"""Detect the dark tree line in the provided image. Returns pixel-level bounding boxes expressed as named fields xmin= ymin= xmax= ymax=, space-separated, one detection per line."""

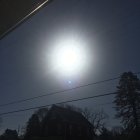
xmin=0 ymin=129 xmax=18 ymax=140
xmin=0 ymin=71 xmax=140 ymax=140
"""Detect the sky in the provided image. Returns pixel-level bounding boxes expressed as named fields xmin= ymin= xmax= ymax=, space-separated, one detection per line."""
xmin=0 ymin=0 xmax=140 ymax=134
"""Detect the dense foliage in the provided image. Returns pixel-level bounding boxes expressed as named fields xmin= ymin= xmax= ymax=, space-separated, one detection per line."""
xmin=114 ymin=72 xmax=140 ymax=136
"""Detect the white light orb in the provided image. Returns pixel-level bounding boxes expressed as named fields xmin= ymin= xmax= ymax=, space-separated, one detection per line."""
xmin=51 ymin=39 xmax=87 ymax=76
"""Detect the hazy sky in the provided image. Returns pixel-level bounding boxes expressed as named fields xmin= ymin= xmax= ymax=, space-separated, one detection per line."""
xmin=0 ymin=0 xmax=140 ymax=133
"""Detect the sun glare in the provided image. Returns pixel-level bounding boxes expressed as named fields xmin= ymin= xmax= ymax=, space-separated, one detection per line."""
xmin=51 ymin=39 xmax=87 ymax=76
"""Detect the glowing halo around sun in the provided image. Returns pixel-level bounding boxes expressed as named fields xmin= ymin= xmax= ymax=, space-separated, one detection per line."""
xmin=50 ymin=38 xmax=88 ymax=76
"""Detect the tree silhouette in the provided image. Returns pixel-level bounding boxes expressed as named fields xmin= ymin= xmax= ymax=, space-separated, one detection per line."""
xmin=24 ymin=114 xmax=40 ymax=139
xmin=0 ymin=129 xmax=18 ymax=140
xmin=99 ymin=127 xmax=112 ymax=140
xmin=82 ymin=108 xmax=108 ymax=134
xmin=114 ymin=72 xmax=140 ymax=136
xmin=35 ymin=107 xmax=48 ymax=122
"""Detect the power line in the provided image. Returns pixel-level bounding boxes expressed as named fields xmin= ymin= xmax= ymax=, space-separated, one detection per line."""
xmin=0 ymin=72 xmax=140 ymax=108
xmin=0 ymin=76 xmax=120 ymax=108
xmin=0 ymin=91 xmax=116 ymax=116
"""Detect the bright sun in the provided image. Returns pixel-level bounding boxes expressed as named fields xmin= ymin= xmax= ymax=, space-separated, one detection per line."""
xmin=51 ymin=39 xmax=87 ymax=76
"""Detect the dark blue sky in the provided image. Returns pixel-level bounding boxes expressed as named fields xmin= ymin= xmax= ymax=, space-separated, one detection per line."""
xmin=0 ymin=0 xmax=140 ymax=133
